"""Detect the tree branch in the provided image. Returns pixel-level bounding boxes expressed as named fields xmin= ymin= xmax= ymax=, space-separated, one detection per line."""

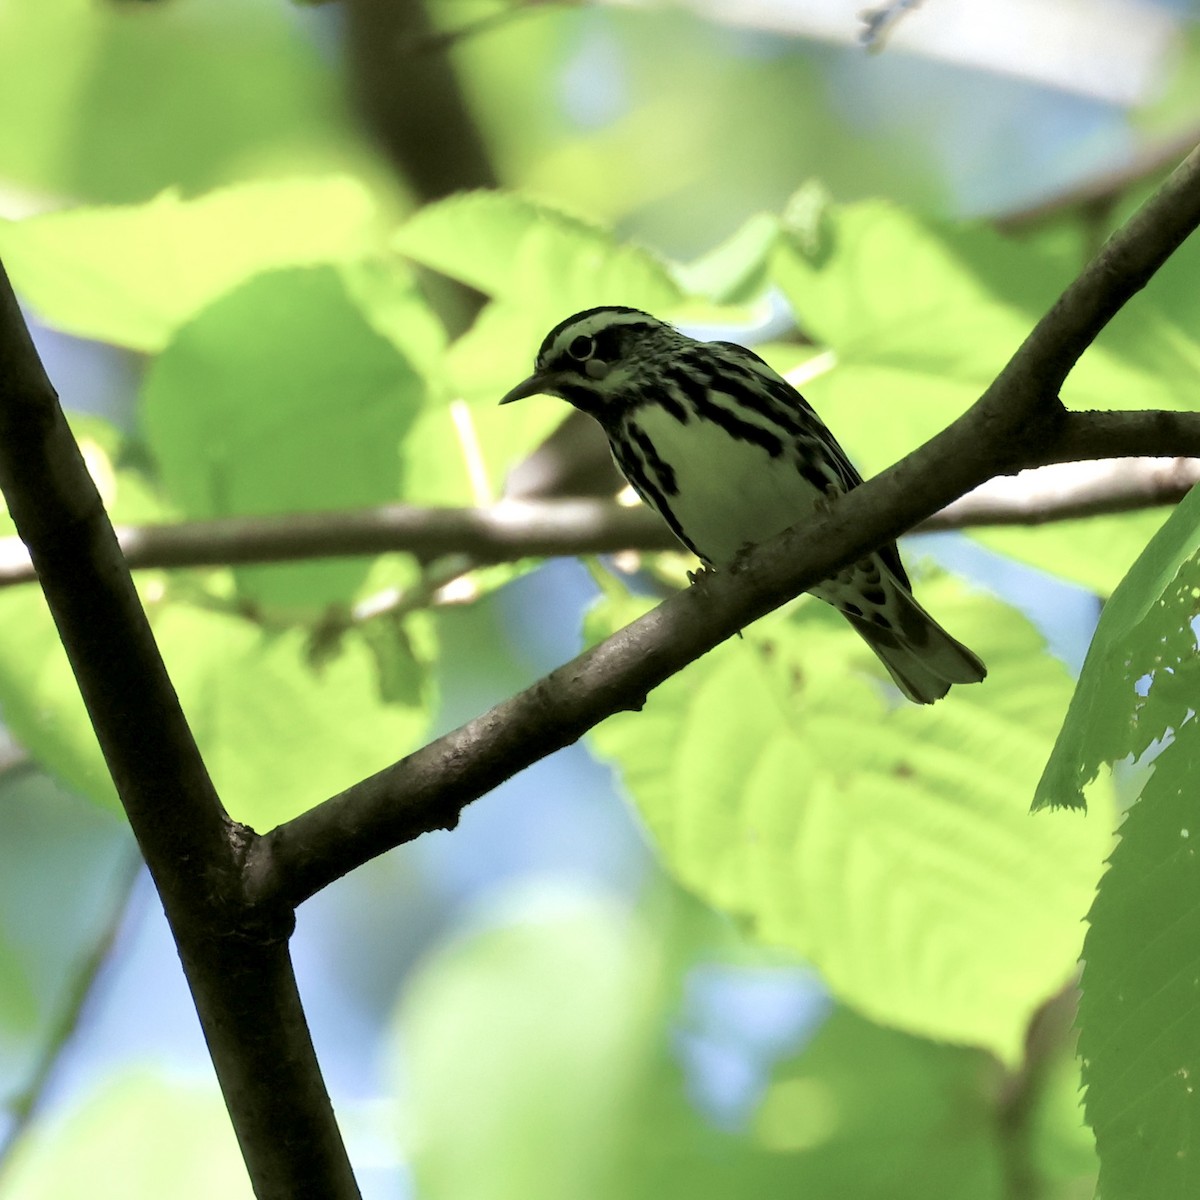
xmin=0 ymin=265 xmax=360 ymax=1200
xmin=246 ymin=146 xmax=1200 ymax=908
xmin=930 ymin=455 xmax=1200 ymax=529
xmin=0 ymin=450 xmax=1192 ymax=591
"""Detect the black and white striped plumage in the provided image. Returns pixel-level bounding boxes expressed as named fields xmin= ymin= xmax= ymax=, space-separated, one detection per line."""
xmin=501 ymin=306 xmax=985 ymax=703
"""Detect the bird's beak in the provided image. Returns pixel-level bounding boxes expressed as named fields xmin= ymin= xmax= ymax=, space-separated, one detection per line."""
xmin=499 ymin=372 xmax=556 ymax=405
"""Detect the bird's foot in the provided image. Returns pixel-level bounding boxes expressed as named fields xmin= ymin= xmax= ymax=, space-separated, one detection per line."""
xmin=814 ymin=484 xmax=843 ymax=517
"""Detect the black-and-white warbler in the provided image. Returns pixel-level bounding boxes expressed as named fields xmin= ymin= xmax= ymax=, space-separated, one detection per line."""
xmin=501 ymin=306 xmax=986 ymax=703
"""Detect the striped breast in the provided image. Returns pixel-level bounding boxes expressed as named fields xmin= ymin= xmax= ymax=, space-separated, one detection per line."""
xmin=609 ymin=387 xmax=834 ymax=568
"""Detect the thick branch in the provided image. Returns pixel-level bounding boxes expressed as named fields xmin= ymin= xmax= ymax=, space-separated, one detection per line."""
xmin=247 ymin=147 xmax=1200 ymax=908
xmin=0 ymin=266 xmax=359 ymax=1200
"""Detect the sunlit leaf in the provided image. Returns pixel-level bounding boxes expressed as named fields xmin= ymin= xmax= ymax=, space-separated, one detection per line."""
xmin=0 ymin=0 xmax=362 ymax=205
xmin=674 ymin=212 xmax=780 ymax=303
xmin=393 ymin=189 xmax=682 ymax=315
xmin=1078 ymin=729 xmax=1200 ymax=1200
xmin=141 ymin=266 xmax=423 ymax=612
xmin=587 ymin=579 xmax=1110 ymax=1061
xmin=0 ymin=178 xmax=384 ymax=352
xmin=1034 ymin=483 xmax=1200 ymax=811
xmin=154 ymin=605 xmax=432 ymax=830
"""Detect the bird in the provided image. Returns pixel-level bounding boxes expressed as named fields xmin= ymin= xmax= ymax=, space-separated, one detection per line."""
xmin=500 ymin=306 xmax=986 ymax=703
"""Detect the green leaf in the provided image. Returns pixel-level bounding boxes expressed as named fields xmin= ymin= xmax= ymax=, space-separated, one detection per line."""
xmin=1034 ymin=483 xmax=1200 ymax=811
xmin=587 ymin=580 xmax=1110 ymax=1061
xmin=392 ymin=190 xmax=683 ymax=314
xmin=141 ymin=266 xmax=424 ymax=612
xmin=0 ymin=0 xmax=363 ymax=205
xmin=974 ymin=511 xmax=1172 ymax=597
xmin=772 ymin=201 xmax=1067 ymax=396
xmin=0 ymin=585 xmax=432 ymax=828
xmin=155 ymin=605 xmax=432 ymax=830
xmin=0 ymin=406 xmax=432 ymax=823
xmin=0 ymin=580 xmax=118 ymax=811
xmin=769 ymin=200 xmax=1200 ymax=596
xmin=0 ymin=178 xmax=384 ymax=352
xmin=0 ymin=417 xmax=171 ymax=812
xmin=1078 ymin=729 xmax=1200 ymax=1200
xmin=395 ymin=192 xmax=684 ymax=476
xmin=674 ymin=212 xmax=780 ymax=303
xmin=1 ymin=1073 xmax=253 ymax=1200
xmin=772 ymin=199 xmax=1200 ymax=422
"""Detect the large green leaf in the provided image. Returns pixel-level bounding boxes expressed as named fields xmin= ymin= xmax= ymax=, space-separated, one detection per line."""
xmin=1034 ymin=483 xmax=1200 ymax=811
xmin=0 ymin=581 xmax=118 ymax=812
xmin=394 ymin=189 xmax=683 ymax=414
xmin=152 ymin=606 xmax=432 ymax=830
xmin=394 ymin=192 xmax=685 ymax=469
xmin=0 ymin=178 xmax=384 ymax=353
xmin=673 ymin=212 xmax=781 ymax=303
xmin=393 ymin=190 xmax=682 ymax=314
xmin=0 ymin=0 xmax=363 ymax=205
xmin=771 ymin=201 xmax=1068 ymax=426
xmin=0 ymin=418 xmax=162 ymax=812
xmin=773 ymin=199 xmax=1200 ymax=423
xmin=0 ymin=580 xmax=432 ymax=828
xmin=0 ymin=414 xmax=432 ymax=824
xmin=141 ymin=266 xmax=424 ymax=611
xmin=1078 ymin=729 xmax=1200 ymax=1200
xmin=587 ymin=580 xmax=1110 ymax=1061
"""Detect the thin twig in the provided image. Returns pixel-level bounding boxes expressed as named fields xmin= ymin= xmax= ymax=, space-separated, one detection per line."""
xmin=0 ymin=456 xmax=1193 ymax=590
xmin=859 ymin=0 xmax=924 ymax=51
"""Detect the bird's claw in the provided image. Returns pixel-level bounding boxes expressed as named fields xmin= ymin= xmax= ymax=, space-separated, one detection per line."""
xmin=814 ymin=484 xmax=842 ymax=517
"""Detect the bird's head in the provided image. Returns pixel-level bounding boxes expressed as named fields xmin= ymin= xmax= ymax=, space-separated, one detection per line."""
xmin=499 ymin=307 xmax=686 ymax=420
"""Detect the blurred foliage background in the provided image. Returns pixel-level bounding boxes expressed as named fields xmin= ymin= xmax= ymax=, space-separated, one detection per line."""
xmin=1 ymin=0 xmax=1200 ymax=1197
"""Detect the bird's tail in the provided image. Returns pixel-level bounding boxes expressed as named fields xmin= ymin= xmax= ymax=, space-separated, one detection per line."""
xmin=816 ymin=561 xmax=987 ymax=705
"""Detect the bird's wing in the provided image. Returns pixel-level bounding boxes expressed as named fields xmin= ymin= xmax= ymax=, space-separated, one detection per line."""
xmin=712 ymin=341 xmax=863 ymax=492
xmin=713 ymin=341 xmax=911 ymax=589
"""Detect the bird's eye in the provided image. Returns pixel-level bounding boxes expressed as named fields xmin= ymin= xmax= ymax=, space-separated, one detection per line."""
xmin=567 ymin=334 xmax=595 ymax=361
